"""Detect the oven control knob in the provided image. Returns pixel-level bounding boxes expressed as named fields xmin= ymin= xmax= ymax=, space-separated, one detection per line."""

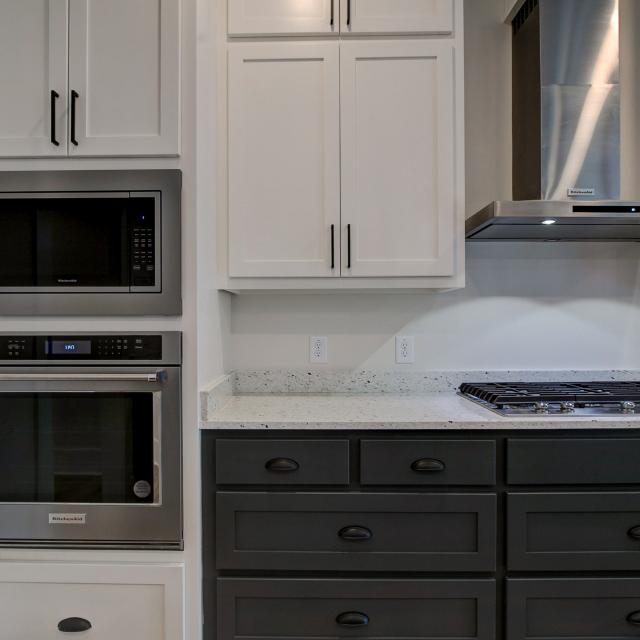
xmin=534 ymin=401 xmax=550 ymax=414
xmin=622 ymin=401 xmax=637 ymax=413
xmin=560 ymin=401 xmax=575 ymax=413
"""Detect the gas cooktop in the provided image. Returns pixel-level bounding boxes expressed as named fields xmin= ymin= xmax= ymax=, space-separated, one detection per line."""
xmin=458 ymin=382 xmax=640 ymax=416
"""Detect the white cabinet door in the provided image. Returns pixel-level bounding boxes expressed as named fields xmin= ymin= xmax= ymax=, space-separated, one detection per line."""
xmin=342 ymin=0 xmax=453 ymax=34
xmin=0 ymin=563 xmax=184 ymax=640
xmin=340 ymin=41 xmax=456 ymax=277
xmin=229 ymin=0 xmax=337 ymax=36
xmin=228 ymin=42 xmax=341 ymax=278
xmin=0 ymin=0 xmax=68 ymax=157
xmin=68 ymin=0 xmax=180 ymax=156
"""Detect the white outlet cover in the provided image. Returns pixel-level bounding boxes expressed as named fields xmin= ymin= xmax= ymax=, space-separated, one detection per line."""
xmin=310 ymin=336 xmax=328 ymax=363
xmin=395 ymin=336 xmax=415 ymax=364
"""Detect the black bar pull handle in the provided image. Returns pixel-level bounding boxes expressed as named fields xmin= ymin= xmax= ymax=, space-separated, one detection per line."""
xmin=627 ymin=611 xmax=640 ymax=626
xmin=338 ymin=525 xmax=372 ymax=541
xmin=330 ymin=0 xmax=334 ymax=27
xmin=330 ymin=224 xmax=335 ymax=269
xmin=411 ymin=458 xmax=446 ymax=473
xmin=70 ymin=90 xmax=79 ymax=146
xmin=50 ymin=90 xmax=60 ymax=146
xmin=337 ymin=611 xmax=369 ymax=627
xmin=347 ymin=0 xmax=351 ymax=27
xmin=347 ymin=224 xmax=351 ymax=269
xmin=58 ymin=617 xmax=92 ymax=633
xmin=265 ymin=457 xmax=299 ymax=473
xmin=628 ymin=526 xmax=640 ymax=540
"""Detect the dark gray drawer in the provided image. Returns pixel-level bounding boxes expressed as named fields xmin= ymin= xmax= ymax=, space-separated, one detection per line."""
xmin=507 ymin=578 xmax=640 ymax=640
xmin=219 ymin=578 xmax=496 ymax=640
xmin=215 ymin=439 xmax=349 ymax=485
xmin=508 ymin=492 xmax=640 ymax=571
xmin=216 ymin=492 xmax=497 ymax=572
xmin=360 ymin=440 xmax=496 ymax=485
xmin=507 ymin=438 xmax=640 ymax=485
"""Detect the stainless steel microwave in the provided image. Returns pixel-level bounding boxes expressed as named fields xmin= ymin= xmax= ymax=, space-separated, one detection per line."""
xmin=0 ymin=170 xmax=181 ymax=315
xmin=0 ymin=332 xmax=182 ymax=549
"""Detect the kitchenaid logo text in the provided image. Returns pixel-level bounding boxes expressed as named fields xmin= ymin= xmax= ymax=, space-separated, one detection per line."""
xmin=49 ymin=513 xmax=87 ymax=525
xmin=568 ymin=187 xmax=595 ymax=197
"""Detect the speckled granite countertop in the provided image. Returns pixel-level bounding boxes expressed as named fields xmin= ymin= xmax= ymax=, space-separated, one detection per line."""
xmin=201 ymin=370 xmax=640 ymax=431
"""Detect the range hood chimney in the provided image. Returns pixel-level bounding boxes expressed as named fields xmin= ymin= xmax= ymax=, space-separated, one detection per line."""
xmin=466 ymin=0 xmax=640 ymax=241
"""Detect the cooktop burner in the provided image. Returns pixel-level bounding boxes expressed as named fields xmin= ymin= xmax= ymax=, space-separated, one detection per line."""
xmin=458 ymin=382 xmax=640 ymax=416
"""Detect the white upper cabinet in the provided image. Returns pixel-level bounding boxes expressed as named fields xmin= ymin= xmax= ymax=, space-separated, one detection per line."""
xmin=0 ymin=0 xmax=68 ymax=157
xmin=340 ymin=40 xmax=455 ymax=277
xmin=229 ymin=0 xmax=337 ymax=36
xmin=228 ymin=42 xmax=341 ymax=277
xmin=342 ymin=0 xmax=454 ymax=35
xmin=68 ymin=0 xmax=180 ymax=156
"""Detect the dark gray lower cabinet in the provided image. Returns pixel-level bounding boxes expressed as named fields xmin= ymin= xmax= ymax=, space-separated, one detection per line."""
xmin=508 ymin=492 xmax=640 ymax=571
xmin=219 ymin=578 xmax=496 ymax=640
xmin=507 ymin=579 xmax=640 ymax=640
xmin=216 ymin=492 xmax=497 ymax=572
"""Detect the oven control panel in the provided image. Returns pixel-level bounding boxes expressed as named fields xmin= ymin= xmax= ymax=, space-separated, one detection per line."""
xmin=0 ymin=335 xmax=163 ymax=360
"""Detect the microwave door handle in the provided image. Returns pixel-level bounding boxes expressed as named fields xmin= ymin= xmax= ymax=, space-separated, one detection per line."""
xmin=0 ymin=371 xmax=164 ymax=382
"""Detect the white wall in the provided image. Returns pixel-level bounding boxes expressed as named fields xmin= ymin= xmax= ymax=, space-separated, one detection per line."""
xmin=228 ymin=0 xmax=640 ymax=374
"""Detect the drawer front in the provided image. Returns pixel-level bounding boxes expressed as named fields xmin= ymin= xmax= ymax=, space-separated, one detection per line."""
xmin=216 ymin=492 xmax=497 ymax=572
xmin=507 ymin=578 xmax=640 ymax=640
xmin=0 ymin=563 xmax=183 ymax=640
xmin=219 ymin=578 xmax=496 ymax=640
xmin=508 ymin=492 xmax=640 ymax=571
xmin=361 ymin=440 xmax=496 ymax=485
xmin=215 ymin=439 xmax=349 ymax=485
xmin=507 ymin=438 xmax=640 ymax=485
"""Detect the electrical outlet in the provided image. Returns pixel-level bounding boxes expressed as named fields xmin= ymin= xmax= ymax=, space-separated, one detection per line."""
xmin=395 ymin=336 xmax=415 ymax=364
xmin=310 ymin=336 xmax=328 ymax=363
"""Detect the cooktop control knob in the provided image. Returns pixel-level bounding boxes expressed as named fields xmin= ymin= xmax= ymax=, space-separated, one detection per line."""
xmin=560 ymin=401 xmax=575 ymax=413
xmin=622 ymin=401 xmax=637 ymax=413
xmin=534 ymin=401 xmax=550 ymax=414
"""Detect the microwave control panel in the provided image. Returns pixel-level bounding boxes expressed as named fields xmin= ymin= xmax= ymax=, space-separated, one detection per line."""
xmin=130 ymin=208 xmax=156 ymax=287
xmin=0 ymin=335 xmax=163 ymax=360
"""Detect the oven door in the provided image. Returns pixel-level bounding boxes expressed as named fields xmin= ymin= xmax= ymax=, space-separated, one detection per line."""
xmin=0 ymin=366 xmax=181 ymax=548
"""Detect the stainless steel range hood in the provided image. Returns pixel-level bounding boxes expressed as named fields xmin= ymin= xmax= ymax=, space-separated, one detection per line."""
xmin=466 ymin=0 xmax=640 ymax=241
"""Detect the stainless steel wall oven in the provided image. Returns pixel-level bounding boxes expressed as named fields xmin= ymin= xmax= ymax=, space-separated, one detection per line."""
xmin=0 ymin=332 xmax=182 ymax=549
xmin=0 ymin=170 xmax=181 ymax=315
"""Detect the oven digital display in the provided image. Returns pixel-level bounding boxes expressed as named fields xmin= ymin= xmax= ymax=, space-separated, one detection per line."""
xmin=50 ymin=340 xmax=92 ymax=355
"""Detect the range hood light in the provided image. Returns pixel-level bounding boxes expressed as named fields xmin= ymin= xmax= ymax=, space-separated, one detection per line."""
xmin=541 ymin=219 xmax=557 ymax=225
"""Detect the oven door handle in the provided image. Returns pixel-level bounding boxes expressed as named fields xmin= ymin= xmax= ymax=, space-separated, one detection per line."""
xmin=0 ymin=371 xmax=165 ymax=382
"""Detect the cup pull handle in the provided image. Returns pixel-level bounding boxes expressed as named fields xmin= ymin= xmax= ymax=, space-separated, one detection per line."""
xmin=58 ymin=617 xmax=92 ymax=633
xmin=265 ymin=457 xmax=299 ymax=473
xmin=338 ymin=525 xmax=372 ymax=541
xmin=336 ymin=611 xmax=369 ymax=627
xmin=411 ymin=458 xmax=446 ymax=473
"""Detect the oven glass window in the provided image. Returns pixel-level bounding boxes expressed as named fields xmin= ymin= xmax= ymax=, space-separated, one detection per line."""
xmin=0 ymin=393 xmax=155 ymax=503
xmin=0 ymin=198 xmax=130 ymax=288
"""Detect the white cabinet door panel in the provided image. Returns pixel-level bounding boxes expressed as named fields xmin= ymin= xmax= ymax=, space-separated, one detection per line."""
xmin=0 ymin=563 xmax=183 ymax=640
xmin=0 ymin=0 xmax=68 ymax=157
xmin=229 ymin=0 xmax=337 ymax=36
xmin=343 ymin=0 xmax=453 ymax=34
xmin=68 ymin=0 xmax=180 ymax=156
xmin=340 ymin=41 xmax=456 ymax=277
xmin=228 ymin=42 xmax=340 ymax=278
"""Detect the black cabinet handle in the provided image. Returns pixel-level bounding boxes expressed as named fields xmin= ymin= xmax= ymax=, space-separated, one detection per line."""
xmin=347 ymin=0 xmax=351 ymax=27
xmin=347 ymin=224 xmax=351 ymax=269
xmin=330 ymin=0 xmax=334 ymax=27
xmin=265 ymin=457 xmax=299 ymax=473
xmin=627 ymin=611 xmax=640 ymax=626
xmin=411 ymin=458 xmax=446 ymax=473
xmin=337 ymin=611 xmax=369 ymax=627
xmin=330 ymin=224 xmax=335 ymax=269
xmin=628 ymin=526 xmax=640 ymax=540
xmin=338 ymin=525 xmax=372 ymax=541
xmin=50 ymin=90 xmax=60 ymax=146
xmin=58 ymin=617 xmax=92 ymax=633
xmin=70 ymin=90 xmax=79 ymax=146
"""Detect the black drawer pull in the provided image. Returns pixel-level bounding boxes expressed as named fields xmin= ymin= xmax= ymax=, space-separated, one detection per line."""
xmin=265 ymin=457 xmax=299 ymax=473
xmin=336 ymin=611 xmax=369 ymax=627
xmin=338 ymin=525 xmax=372 ymax=541
xmin=627 ymin=611 xmax=640 ymax=626
xmin=58 ymin=617 xmax=92 ymax=633
xmin=628 ymin=526 xmax=640 ymax=540
xmin=411 ymin=458 xmax=446 ymax=473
